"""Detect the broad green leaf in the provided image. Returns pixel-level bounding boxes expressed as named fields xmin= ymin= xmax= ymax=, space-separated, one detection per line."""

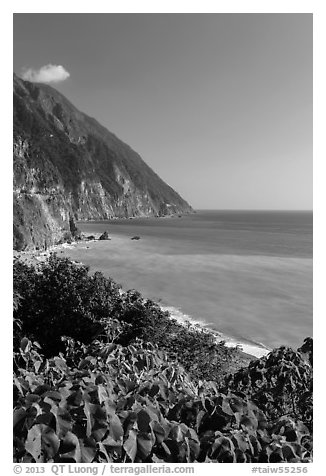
xmin=222 ymin=398 xmax=234 ymax=416
xmin=50 ymin=406 xmax=73 ymax=438
xmin=97 ymin=442 xmax=113 ymax=462
xmin=240 ymin=415 xmax=258 ymax=431
xmin=161 ymin=441 xmax=171 ymax=456
xmin=148 ymin=384 xmax=160 ymax=397
xmin=84 ymin=402 xmax=107 ymax=437
xmin=196 ymin=410 xmax=206 ymax=431
xmin=150 ymin=421 xmax=166 ymax=444
xmin=137 ymin=409 xmax=151 ymax=433
xmin=231 ymin=432 xmax=248 ymax=452
xmin=102 ymin=435 xmax=123 ymax=448
xmin=25 ymin=394 xmax=41 ymax=405
xmin=13 ymin=408 xmax=27 ymax=429
xmin=109 ymin=414 xmax=124 ymax=441
xmin=97 ymin=384 xmax=109 ymax=404
xmin=14 ymin=377 xmax=30 ymax=395
xmin=92 ymin=419 xmax=108 ymax=442
xmin=159 ymin=383 xmax=168 ymax=400
xmin=188 ymin=428 xmax=200 ymax=443
xmin=186 ymin=436 xmax=200 ymax=462
xmin=20 ymin=337 xmax=30 ymax=352
xmin=25 ymin=424 xmax=60 ymax=462
xmin=152 ymin=454 xmax=165 ymax=463
xmin=66 ymin=389 xmax=83 ymax=406
xmin=43 ymin=391 xmax=62 ymax=403
xmin=229 ymin=397 xmax=244 ymax=413
xmin=137 ymin=434 xmax=154 ymax=459
xmin=35 ymin=412 xmax=56 ymax=429
xmin=123 ymin=429 xmax=138 ymax=462
xmin=60 ymin=431 xmax=81 ymax=463
xmin=282 ymin=444 xmax=299 ymax=461
xmin=79 ymin=437 xmax=97 ymax=463
xmin=169 ymin=425 xmax=184 ymax=442
xmin=209 ymin=436 xmax=234 ymax=459
xmin=54 ymin=357 xmax=68 ymax=372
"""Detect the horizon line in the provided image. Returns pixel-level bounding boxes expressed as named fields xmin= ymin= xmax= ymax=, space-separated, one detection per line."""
xmin=194 ymin=208 xmax=313 ymax=212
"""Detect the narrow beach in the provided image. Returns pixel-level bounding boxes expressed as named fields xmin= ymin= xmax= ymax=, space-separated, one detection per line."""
xmin=15 ymin=234 xmax=274 ymax=359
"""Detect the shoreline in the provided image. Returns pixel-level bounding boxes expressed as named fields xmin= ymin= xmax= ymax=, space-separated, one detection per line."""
xmin=14 ymin=235 xmax=271 ymax=359
xmin=160 ymin=305 xmax=270 ymax=359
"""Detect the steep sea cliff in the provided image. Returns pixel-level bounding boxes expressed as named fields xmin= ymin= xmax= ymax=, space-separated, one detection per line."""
xmin=13 ymin=74 xmax=192 ymax=251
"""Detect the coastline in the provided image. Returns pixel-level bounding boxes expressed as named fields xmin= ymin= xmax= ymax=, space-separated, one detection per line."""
xmin=14 ymin=235 xmax=271 ymax=359
xmin=160 ymin=305 xmax=270 ymax=359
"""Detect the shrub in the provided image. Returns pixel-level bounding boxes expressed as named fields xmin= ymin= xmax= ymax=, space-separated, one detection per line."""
xmin=223 ymin=344 xmax=313 ymax=432
xmin=14 ymin=255 xmax=243 ymax=383
xmin=13 ymin=256 xmax=313 ymax=463
xmin=13 ymin=337 xmax=312 ymax=463
xmin=13 ymin=253 xmax=313 ymax=462
xmin=13 ymin=254 xmax=121 ymax=356
xmin=111 ymin=290 xmax=244 ymax=384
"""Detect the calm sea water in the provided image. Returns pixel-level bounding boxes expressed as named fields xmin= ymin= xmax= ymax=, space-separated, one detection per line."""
xmin=64 ymin=210 xmax=312 ymax=352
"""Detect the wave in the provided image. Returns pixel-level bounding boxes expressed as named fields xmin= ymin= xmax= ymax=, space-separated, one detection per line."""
xmin=48 ymin=240 xmax=273 ymax=359
xmin=161 ymin=305 xmax=271 ymax=359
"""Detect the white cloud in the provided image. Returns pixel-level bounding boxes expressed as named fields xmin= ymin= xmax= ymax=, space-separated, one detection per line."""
xmin=21 ymin=64 xmax=70 ymax=83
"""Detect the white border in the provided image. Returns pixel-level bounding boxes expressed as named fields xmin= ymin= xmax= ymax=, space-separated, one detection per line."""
xmin=3 ymin=2 xmax=324 ymax=473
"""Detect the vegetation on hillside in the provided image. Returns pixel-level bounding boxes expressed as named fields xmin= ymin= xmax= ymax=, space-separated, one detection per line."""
xmin=13 ymin=254 xmax=241 ymax=380
xmin=13 ymin=74 xmax=192 ymax=251
xmin=13 ymin=255 xmax=313 ymax=463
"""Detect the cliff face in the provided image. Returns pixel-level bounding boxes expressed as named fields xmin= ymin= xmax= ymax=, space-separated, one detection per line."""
xmin=13 ymin=74 xmax=192 ymax=250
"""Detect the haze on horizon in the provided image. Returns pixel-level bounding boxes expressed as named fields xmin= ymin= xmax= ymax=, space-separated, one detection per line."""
xmin=13 ymin=13 xmax=312 ymax=211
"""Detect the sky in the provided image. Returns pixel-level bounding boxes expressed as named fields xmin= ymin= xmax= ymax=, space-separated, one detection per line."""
xmin=13 ymin=13 xmax=312 ymax=210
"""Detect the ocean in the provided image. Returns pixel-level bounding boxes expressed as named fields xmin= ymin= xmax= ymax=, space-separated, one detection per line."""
xmin=62 ymin=210 xmax=313 ymax=355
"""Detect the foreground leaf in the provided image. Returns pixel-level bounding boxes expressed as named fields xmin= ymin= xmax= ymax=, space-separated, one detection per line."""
xmin=25 ymin=424 xmax=60 ymax=462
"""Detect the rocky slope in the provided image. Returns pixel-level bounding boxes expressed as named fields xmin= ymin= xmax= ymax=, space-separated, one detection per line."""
xmin=13 ymin=74 xmax=192 ymax=250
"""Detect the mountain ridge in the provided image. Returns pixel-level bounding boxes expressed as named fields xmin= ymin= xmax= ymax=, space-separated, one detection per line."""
xmin=13 ymin=74 xmax=192 ymax=250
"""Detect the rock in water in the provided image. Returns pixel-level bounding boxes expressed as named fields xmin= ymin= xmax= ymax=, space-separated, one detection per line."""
xmin=13 ymin=73 xmax=193 ymax=251
xmin=98 ymin=231 xmax=111 ymax=241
